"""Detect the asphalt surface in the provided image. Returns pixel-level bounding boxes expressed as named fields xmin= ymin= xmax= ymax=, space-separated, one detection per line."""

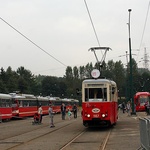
xmin=107 ymin=110 xmax=146 ymax=150
xmin=0 ymin=110 xmax=147 ymax=150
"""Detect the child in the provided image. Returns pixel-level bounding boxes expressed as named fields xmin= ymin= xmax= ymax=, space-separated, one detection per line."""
xmin=32 ymin=113 xmax=39 ymax=125
xmin=67 ymin=109 xmax=72 ymax=120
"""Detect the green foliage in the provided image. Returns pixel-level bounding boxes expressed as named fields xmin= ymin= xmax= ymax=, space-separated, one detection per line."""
xmin=0 ymin=57 xmax=150 ymax=103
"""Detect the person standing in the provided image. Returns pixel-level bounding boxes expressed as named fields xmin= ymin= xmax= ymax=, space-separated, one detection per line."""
xmin=126 ymin=101 xmax=131 ymax=116
xmin=122 ymin=102 xmax=126 ymax=113
xmin=73 ymin=104 xmax=77 ymax=118
xmin=67 ymin=108 xmax=72 ymax=120
xmin=61 ymin=103 xmax=66 ymax=120
xmin=38 ymin=104 xmax=43 ymax=123
xmin=48 ymin=104 xmax=55 ymax=128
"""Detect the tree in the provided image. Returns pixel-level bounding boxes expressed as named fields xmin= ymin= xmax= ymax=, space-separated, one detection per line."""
xmin=41 ymin=76 xmax=66 ymax=97
xmin=104 ymin=60 xmax=115 ymax=80
xmin=114 ymin=61 xmax=125 ymax=97
xmin=16 ymin=66 xmax=35 ymax=93
xmin=5 ymin=66 xmax=18 ymax=93
xmin=0 ymin=67 xmax=8 ymax=93
xmin=73 ymin=66 xmax=79 ymax=79
xmin=64 ymin=66 xmax=73 ymax=80
xmin=79 ymin=66 xmax=85 ymax=80
xmin=84 ymin=63 xmax=93 ymax=78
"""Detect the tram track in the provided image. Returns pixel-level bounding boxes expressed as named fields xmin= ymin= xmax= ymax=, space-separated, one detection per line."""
xmin=1 ymin=118 xmax=113 ymax=150
xmin=0 ymin=118 xmax=61 ymax=141
xmin=3 ymin=120 xmax=76 ymax=150
xmin=2 ymin=111 xmax=143 ymax=150
xmin=59 ymin=126 xmax=112 ymax=150
xmin=59 ymin=129 xmax=86 ymax=150
xmin=100 ymin=128 xmax=112 ymax=150
xmin=0 ymin=113 xmax=81 ymax=140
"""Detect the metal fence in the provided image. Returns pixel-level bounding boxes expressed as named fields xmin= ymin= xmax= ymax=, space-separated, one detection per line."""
xmin=139 ymin=117 xmax=150 ymax=150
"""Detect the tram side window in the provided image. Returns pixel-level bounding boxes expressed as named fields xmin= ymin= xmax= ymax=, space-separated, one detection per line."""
xmin=23 ymin=100 xmax=29 ymax=107
xmin=0 ymin=99 xmax=11 ymax=107
xmin=0 ymin=99 xmax=6 ymax=107
xmin=30 ymin=100 xmax=36 ymax=106
xmin=111 ymin=87 xmax=116 ymax=102
xmin=42 ymin=101 xmax=49 ymax=106
xmin=55 ymin=101 xmax=61 ymax=106
xmin=19 ymin=101 xmax=23 ymax=107
xmin=6 ymin=99 xmax=12 ymax=107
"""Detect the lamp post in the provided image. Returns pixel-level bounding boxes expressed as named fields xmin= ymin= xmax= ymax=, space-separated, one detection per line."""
xmin=127 ymin=9 xmax=136 ymax=115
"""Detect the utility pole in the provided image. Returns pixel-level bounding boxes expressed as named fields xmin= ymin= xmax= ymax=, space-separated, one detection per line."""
xmin=127 ymin=9 xmax=136 ymax=115
xmin=143 ymin=47 xmax=149 ymax=70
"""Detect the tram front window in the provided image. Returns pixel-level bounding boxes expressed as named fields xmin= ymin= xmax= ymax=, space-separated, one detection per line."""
xmin=139 ymin=96 xmax=149 ymax=106
xmin=85 ymin=88 xmax=107 ymax=102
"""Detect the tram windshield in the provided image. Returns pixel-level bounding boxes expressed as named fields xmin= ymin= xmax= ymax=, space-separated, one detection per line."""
xmin=138 ymin=96 xmax=150 ymax=106
xmin=85 ymin=88 xmax=107 ymax=102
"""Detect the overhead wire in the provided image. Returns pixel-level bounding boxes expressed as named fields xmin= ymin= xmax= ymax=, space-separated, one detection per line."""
xmin=83 ymin=0 xmax=103 ymax=57
xmin=136 ymin=1 xmax=150 ymax=62
xmin=0 ymin=17 xmax=67 ymax=67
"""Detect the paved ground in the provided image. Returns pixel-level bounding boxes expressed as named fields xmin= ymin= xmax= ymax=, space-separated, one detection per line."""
xmin=0 ymin=110 xmax=148 ymax=150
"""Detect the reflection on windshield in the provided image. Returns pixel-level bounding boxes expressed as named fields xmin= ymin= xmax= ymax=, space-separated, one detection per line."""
xmin=85 ymin=88 xmax=107 ymax=102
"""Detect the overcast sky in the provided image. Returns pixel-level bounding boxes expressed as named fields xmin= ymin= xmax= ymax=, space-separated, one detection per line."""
xmin=0 ymin=0 xmax=150 ymax=77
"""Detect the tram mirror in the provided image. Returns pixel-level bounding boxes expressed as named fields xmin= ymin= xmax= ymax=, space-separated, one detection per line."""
xmin=112 ymin=87 xmax=115 ymax=94
xmin=76 ymin=88 xmax=80 ymax=95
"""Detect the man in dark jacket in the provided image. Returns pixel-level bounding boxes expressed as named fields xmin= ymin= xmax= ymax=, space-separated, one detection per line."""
xmin=73 ymin=104 xmax=77 ymax=118
xmin=122 ymin=102 xmax=126 ymax=113
xmin=61 ymin=103 xmax=66 ymax=120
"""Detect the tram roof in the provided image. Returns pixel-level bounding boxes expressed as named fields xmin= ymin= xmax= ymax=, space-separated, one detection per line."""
xmin=135 ymin=92 xmax=150 ymax=96
xmin=82 ymin=78 xmax=116 ymax=85
xmin=62 ymin=98 xmax=71 ymax=102
xmin=10 ymin=93 xmax=36 ymax=99
xmin=0 ymin=93 xmax=12 ymax=99
xmin=37 ymin=96 xmax=49 ymax=101
xmin=49 ymin=97 xmax=61 ymax=101
xmin=71 ymin=99 xmax=79 ymax=102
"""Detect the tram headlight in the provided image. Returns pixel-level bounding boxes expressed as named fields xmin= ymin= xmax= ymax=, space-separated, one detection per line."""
xmin=102 ymin=114 xmax=106 ymax=118
xmin=87 ymin=114 xmax=90 ymax=118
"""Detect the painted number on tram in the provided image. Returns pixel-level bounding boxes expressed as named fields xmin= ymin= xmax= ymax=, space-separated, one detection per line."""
xmin=93 ymin=114 xmax=99 ymax=118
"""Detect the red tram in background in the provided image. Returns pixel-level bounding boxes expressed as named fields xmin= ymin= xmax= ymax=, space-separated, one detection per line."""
xmin=0 ymin=93 xmax=12 ymax=120
xmin=81 ymin=69 xmax=118 ymax=127
xmin=11 ymin=93 xmax=50 ymax=118
xmin=10 ymin=93 xmax=79 ymax=119
xmin=0 ymin=92 xmax=79 ymax=120
xmin=134 ymin=92 xmax=150 ymax=112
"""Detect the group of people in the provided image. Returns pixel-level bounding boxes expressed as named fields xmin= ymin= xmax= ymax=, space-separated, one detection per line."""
xmin=121 ymin=101 xmax=132 ymax=116
xmin=61 ymin=103 xmax=78 ymax=120
xmin=36 ymin=103 xmax=78 ymax=128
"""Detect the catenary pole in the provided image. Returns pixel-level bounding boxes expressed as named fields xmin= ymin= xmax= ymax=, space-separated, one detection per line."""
xmin=128 ymin=9 xmax=136 ymax=115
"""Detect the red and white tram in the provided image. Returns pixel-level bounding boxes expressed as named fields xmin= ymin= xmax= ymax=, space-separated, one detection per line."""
xmin=11 ymin=93 xmax=50 ymax=118
xmin=81 ymin=71 xmax=118 ymax=127
xmin=0 ymin=93 xmax=12 ymax=120
xmin=134 ymin=92 xmax=150 ymax=112
xmin=10 ymin=93 xmax=79 ymax=118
